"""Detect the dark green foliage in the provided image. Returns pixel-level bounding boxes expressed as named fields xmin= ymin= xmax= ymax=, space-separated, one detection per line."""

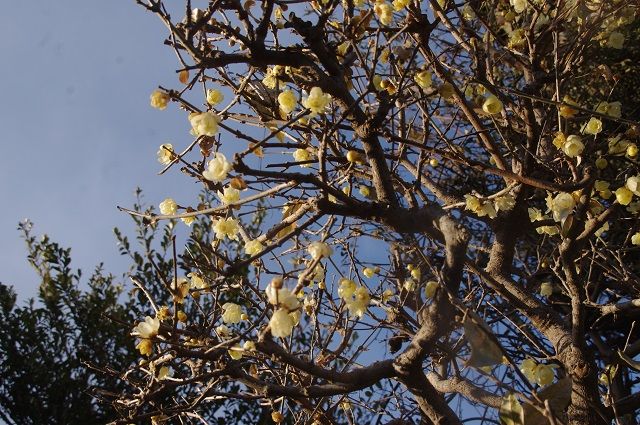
xmin=0 ymin=221 xmax=137 ymax=424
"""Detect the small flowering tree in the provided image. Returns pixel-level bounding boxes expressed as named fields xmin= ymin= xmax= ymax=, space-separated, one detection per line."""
xmin=116 ymin=1 xmax=640 ymax=424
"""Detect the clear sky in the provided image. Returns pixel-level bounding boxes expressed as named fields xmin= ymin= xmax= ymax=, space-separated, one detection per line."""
xmin=0 ymin=0 xmax=201 ymax=300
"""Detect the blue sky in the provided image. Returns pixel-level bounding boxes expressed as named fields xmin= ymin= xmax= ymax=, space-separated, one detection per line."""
xmin=0 ymin=0 xmax=201 ymax=300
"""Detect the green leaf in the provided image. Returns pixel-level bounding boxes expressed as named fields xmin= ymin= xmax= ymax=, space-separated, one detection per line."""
xmin=500 ymin=393 xmax=524 ymax=425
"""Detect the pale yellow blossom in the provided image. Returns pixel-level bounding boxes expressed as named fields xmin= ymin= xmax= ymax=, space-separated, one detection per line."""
xmin=150 ymin=90 xmax=170 ymax=110
xmin=189 ymin=111 xmax=220 ymax=137
xmin=157 ymin=143 xmax=174 ymax=165
xmin=217 ymin=186 xmax=241 ymax=205
xmin=206 ymin=88 xmax=224 ymax=105
xmin=270 ymin=308 xmax=295 ymax=337
xmin=245 ymin=239 xmax=264 ymax=256
xmin=159 ymin=198 xmax=178 ymax=215
xmin=203 ymin=153 xmax=232 ymax=182
xmin=302 ymin=87 xmax=331 ymax=115
xmin=278 ymin=90 xmax=297 ymax=114
xmin=212 ymin=217 xmax=240 ymax=240
xmin=221 ymin=303 xmax=243 ymax=324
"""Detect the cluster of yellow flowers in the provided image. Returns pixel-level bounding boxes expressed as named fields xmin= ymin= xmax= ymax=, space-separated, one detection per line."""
xmin=464 ymin=194 xmax=515 ymax=219
xmin=373 ymin=0 xmax=393 ymax=26
xmin=266 ymin=279 xmax=301 ymax=338
xmin=553 ymin=132 xmax=584 ymax=158
xmin=338 ymin=278 xmax=370 ymax=318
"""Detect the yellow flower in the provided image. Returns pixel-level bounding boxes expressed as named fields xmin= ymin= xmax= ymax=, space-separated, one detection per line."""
xmin=414 ymin=70 xmax=433 ymax=89
xmin=181 ymin=215 xmax=195 ymax=226
xmin=302 ymin=87 xmax=331 ymax=115
xmin=382 ymin=288 xmax=394 ymax=303
xmin=607 ymin=31 xmax=625 ymax=49
xmin=528 ymin=207 xmax=543 ymax=222
xmin=266 ymin=284 xmax=300 ymax=310
xmin=550 ymin=192 xmax=575 ymax=221
xmin=359 ymin=185 xmax=372 ymax=198
xmin=157 ymin=144 xmax=174 ymax=165
xmin=157 ymin=366 xmax=173 ymax=380
xmin=494 ymin=195 xmax=516 ymax=212
xmin=552 ymin=132 xmax=566 ymax=149
xmin=174 ymin=277 xmax=191 ymax=302
xmin=403 ymin=278 xmax=417 ymax=292
xmin=307 ymin=241 xmax=333 ymax=260
xmin=465 ymin=194 xmax=482 ymax=212
xmin=374 ymin=0 xmax=393 ymax=25
xmin=206 ymin=88 xmax=224 ymax=105
xmin=559 ymin=96 xmax=578 ymax=118
xmin=363 ymin=267 xmax=376 ymax=278
xmin=615 ymin=187 xmax=633 ymax=205
xmin=627 ymin=144 xmax=638 ymax=157
xmin=425 ymin=280 xmax=439 ymax=298
xmin=482 ymin=95 xmax=503 ymax=115
xmin=626 ymin=176 xmax=640 ymax=195
xmin=212 ymin=217 xmax=240 ymax=240
xmin=159 ymin=198 xmax=178 ymax=215
xmin=392 ymin=0 xmax=409 ymax=10
xmin=293 ymin=148 xmax=313 ymax=167
xmin=132 ymin=316 xmax=160 ymax=338
xmin=177 ymin=310 xmax=187 ymax=322
xmin=520 ymin=358 xmax=537 ymax=381
xmin=150 ymin=90 xmax=170 ymax=110
xmin=156 ymin=306 xmax=171 ymax=321
xmin=217 ymin=186 xmax=241 ymax=205
xmin=346 ymin=286 xmax=370 ymax=317
xmin=595 ymin=101 xmax=621 ymax=119
xmin=337 ymin=41 xmax=349 ymax=56
xmin=429 ymin=158 xmax=439 ymax=167
xmin=221 ymin=302 xmax=243 ymax=324
xmin=202 ymin=153 xmax=232 ymax=182
xmin=410 ymin=267 xmax=421 ymax=280
xmin=462 ymin=4 xmax=476 ymax=20
xmin=270 ymin=308 xmax=296 ymax=337
xmin=562 ymin=135 xmax=584 ymax=158
xmin=539 ymin=282 xmax=553 ymax=297
xmin=216 ymin=324 xmax=231 ymax=339
xmin=595 ymin=157 xmax=608 ymax=169
xmin=582 ymin=117 xmax=602 ymax=135
xmin=510 ymin=0 xmax=527 ymax=13
xmin=631 ymin=232 xmax=640 ymax=245
xmin=228 ymin=345 xmax=243 ymax=360
xmin=136 ymin=339 xmax=153 ymax=356
xmin=338 ymin=278 xmax=357 ymax=300
xmin=278 ymin=89 xmax=297 ymax=114
xmin=189 ymin=111 xmax=220 ymax=137
xmin=244 ymin=239 xmax=264 ymax=256
xmin=243 ymin=340 xmax=256 ymax=351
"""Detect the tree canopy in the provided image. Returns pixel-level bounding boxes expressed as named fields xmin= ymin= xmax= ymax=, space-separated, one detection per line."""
xmin=9 ymin=0 xmax=640 ymax=424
